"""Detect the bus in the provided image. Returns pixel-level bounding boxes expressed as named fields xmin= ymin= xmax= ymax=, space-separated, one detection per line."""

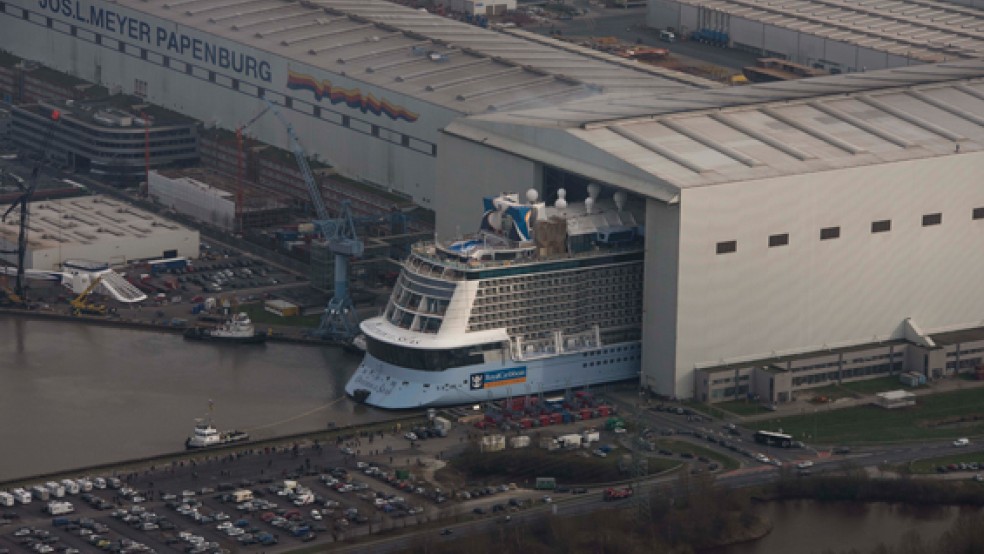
xmin=753 ymin=430 xmax=794 ymax=448
xmin=147 ymin=256 xmax=189 ymax=275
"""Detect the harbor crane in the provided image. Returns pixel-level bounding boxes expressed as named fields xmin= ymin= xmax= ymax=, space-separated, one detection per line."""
xmin=257 ymin=97 xmax=364 ymax=343
xmin=1 ymin=107 xmax=61 ymax=306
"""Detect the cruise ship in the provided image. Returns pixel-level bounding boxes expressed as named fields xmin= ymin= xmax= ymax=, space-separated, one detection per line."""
xmin=345 ymin=186 xmax=645 ymax=409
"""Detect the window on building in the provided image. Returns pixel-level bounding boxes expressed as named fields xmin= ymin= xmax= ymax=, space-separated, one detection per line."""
xmin=871 ymin=220 xmax=891 ymax=233
xmin=974 ymin=207 xmax=984 ymax=220
xmin=768 ymin=233 xmax=789 ymax=247
xmin=134 ymin=79 xmax=147 ymax=98
xmin=922 ymin=213 xmax=942 ymax=226
xmin=716 ymin=240 xmax=737 ymax=255
xmin=820 ymin=226 xmax=840 ymax=240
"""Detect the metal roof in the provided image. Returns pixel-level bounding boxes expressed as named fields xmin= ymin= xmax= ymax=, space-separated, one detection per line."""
xmin=668 ymin=0 xmax=984 ymax=63
xmin=447 ymin=60 xmax=984 ymax=197
xmin=129 ymin=0 xmax=715 ymax=114
xmin=0 ymin=195 xmax=191 ymax=249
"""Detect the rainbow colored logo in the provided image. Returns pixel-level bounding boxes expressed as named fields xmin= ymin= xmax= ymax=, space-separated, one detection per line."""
xmin=286 ymin=70 xmax=419 ymax=123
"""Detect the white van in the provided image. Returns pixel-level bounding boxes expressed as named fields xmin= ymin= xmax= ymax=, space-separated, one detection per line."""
xmin=92 ymin=477 xmax=107 ymax=489
xmin=0 ymin=492 xmax=14 ymax=507
xmin=954 ymin=437 xmax=970 ymax=447
xmin=659 ymin=30 xmax=677 ymax=43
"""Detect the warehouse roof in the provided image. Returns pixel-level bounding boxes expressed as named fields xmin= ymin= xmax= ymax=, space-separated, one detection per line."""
xmin=0 ymin=195 xmax=193 ymax=249
xmin=664 ymin=0 xmax=984 ymax=63
xmin=446 ymin=60 xmax=984 ymax=200
xmin=126 ymin=0 xmax=714 ymax=114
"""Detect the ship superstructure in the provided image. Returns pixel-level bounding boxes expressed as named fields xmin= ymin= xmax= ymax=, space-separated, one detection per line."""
xmin=345 ymin=186 xmax=645 ymax=408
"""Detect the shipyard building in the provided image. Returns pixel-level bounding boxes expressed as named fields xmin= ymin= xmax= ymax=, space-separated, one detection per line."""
xmin=647 ymin=0 xmax=984 ymax=73
xmin=3 ymin=0 xmax=984 ymax=404
xmin=0 ymin=0 xmax=712 ymax=210
xmin=0 ymin=194 xmax=199 ymax=271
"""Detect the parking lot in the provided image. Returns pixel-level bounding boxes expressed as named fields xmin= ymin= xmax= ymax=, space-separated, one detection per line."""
xmin=0 ymin=420 xmax=551 ymax=553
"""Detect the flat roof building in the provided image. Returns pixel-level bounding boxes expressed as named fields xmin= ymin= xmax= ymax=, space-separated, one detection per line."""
xmin=9 ymin=99 xmax=198 ymax=185
xmin=0 ymin=194 xmax=199 ymax=271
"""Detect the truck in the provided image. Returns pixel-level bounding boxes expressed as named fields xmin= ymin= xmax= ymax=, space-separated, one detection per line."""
xmin=535 ymin=477 xmax=556 ymax=491
xmin=11 ymin=488 xmax=31 ymax=504
xmin=603 ymin=487 xmax=633 ymax=501
xmin=433 ymin=416 xmax=451 ymax=437
xmin=61 ymin=479 xmax=80 ymax=495
xmin=46 ymin=481 xmax=66 ymax=498
xmin=558 ymin=434 xmax=582 ymax=448
xmin=45 ymin=501 xmax=74 ymax=515
xmin=0 ymin=492 xmax=14 ymax=507
xmin=232 ymin=489 xmax=254 ymax=503
xmin=32 ymin=485 xmax=50 ymax=501
xmin=582 ymin=429 xmax=601 ymax=444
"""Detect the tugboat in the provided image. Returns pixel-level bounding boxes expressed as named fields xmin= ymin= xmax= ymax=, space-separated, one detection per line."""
xmin=184 ymin=312 xmax=267 ymax=344
xmin=185 ymin=404 xmax=250 ymax=449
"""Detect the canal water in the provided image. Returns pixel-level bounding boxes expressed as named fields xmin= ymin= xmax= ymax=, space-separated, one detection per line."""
xmin=0 ymin=317 xmax=389 ymax=481
xmin=708 ymin=499 xmax=982 ymax=554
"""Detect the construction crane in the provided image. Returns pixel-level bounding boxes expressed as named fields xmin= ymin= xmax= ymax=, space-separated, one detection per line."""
xmin=258 ymin=97 xmax=364 ymax=343
xmin=1 ymin=107 xmax=62 ymax=306
xmin=234 ymin=104 xmax=272 ymax=233
xmin=70 ymin=275 xmax=107 ymax=316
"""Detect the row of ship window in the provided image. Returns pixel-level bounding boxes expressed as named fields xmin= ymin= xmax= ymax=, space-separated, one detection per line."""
xmin=476 ymin=270 xmax=640 ymax=296
xmin=583 ymin=355 xmax=640 ymax=368
xmin=471 ymin=298 xmax=637 ymax=318
xmin=716 ymin=210 xmax=984 ymax=254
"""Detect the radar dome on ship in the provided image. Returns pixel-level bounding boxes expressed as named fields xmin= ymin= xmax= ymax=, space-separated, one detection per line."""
xmin=526 ymin=189 xmax=539 ymax=203
xmin=613 ymin=191 xmax=627 ymax=212
xmin=555 ymin=188 xmax=567 ymax=209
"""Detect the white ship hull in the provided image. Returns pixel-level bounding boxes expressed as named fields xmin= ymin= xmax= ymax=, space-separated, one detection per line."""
xmin=345 ymin=341 xmax=641 ymax=409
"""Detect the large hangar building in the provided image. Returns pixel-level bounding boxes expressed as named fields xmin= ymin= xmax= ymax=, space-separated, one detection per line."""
xmin=439 ymin=60 xmax=984 ymax=402
xmin=0 ymin=0 xmax=711 ymax=209
xmin=648 ymin=0 xmax=984 ymax=73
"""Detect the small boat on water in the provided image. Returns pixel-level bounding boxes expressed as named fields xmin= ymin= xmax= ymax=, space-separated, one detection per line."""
xmin=185 ymin=417 xmax=250 ymax=449
xmin=183 ymin=312 xmax=267 ymax=344
xmin=342 ymin=334 xmax=367 ymax=355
